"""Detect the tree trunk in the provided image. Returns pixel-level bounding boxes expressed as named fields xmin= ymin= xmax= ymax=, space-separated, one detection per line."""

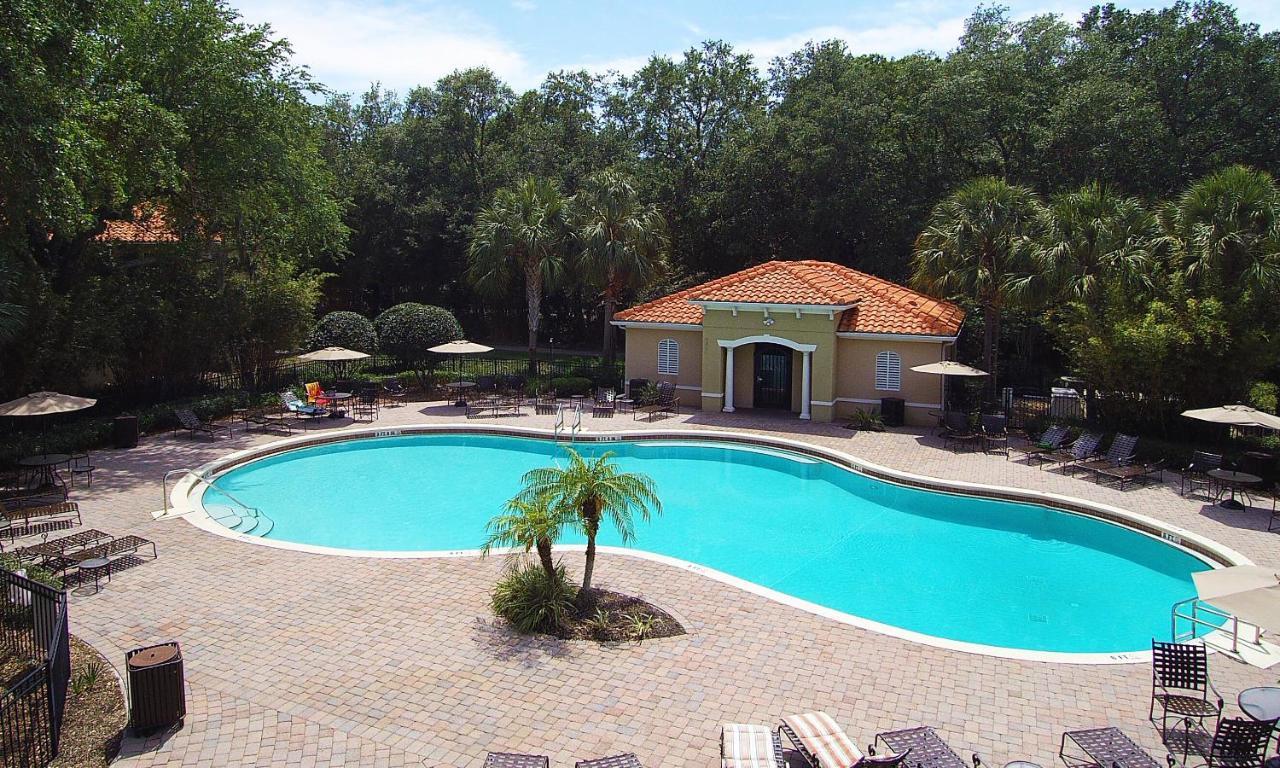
xmin=525 ymin=264 xmax=541 ymax=377
xmin=601 ymin=294 xmax=618 ymax=364
xmin=982 ymin=305 xmax=1001 ymax=400
xmin=535 ymin=537 xmax=555 ymax=580
xmin=580 ymin=502 xmax=600 ymax=595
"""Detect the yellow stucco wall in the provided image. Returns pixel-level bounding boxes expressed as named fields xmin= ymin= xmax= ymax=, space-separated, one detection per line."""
xmin=619 ymin=327 xmax=702 ymax=406
xmin=833 ymin=337 xmax=947 ymax=426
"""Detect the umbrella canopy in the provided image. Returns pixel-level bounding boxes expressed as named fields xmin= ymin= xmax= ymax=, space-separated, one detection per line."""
xmin=910 ymin=361 xmax=989 ymax=377
xmin=1194 ymin=566 xmax=1280 ymax=635
xmin=298 ymin=346 xmax=371 ymax=362
xmin=1181 ymin=404 xmax=1280 ymax=431
xmin=0 ymin=391 xmax=97 ymax=417
xmin=428 ymin=340 xmax=494 ymax=355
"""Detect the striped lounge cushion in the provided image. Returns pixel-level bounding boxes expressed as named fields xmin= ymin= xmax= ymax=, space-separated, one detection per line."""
xmin=722 ymin=723 xmax=779 ymax=768
xmin=783 ymin=711 xmax=863 ymax=768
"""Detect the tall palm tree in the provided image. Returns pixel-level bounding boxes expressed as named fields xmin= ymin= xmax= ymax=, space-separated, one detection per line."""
xmin=1037 ymin=182 xmax=1157 ymax=301
xmin=467 ymin=177 xmax=571 ymax=373
xmin=574 ymin=170 xmax=669 ymax=362
xmin=480 ymin=495 xmax=569 ymax=581
xmin=911 ymin=177 xmax=1046 ymax=394
xmin=518 ymin=448 xmax=660 ymax=595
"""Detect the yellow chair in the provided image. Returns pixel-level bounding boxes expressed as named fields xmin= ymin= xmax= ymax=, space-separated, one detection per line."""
xmin=305 ymin=382 xmax=328 ymax=406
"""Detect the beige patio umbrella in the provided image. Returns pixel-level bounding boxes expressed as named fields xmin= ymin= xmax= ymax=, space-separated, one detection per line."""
xmin=1193 ymin=566 xmax=1280 ymax=635
xmin=0 ymin=391 xmax=98 ymax=455
xmin=1182 ymin=404 xmax=1280 ymax=431
xmin=428 ymin=340 xmax=494 ymax=406
xmin=297 ymin=346 xmax=370 ymax=363
xmin=911 ymin=361 xmax=988 ymax=414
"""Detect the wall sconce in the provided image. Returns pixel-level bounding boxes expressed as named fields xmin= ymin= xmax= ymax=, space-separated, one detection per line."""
xmin=763 ymin=316 xmax=775 ymax=327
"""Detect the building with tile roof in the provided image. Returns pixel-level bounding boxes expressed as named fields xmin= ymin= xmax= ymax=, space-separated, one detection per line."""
xmin=612 ymin=260 xmax=965 ymax=424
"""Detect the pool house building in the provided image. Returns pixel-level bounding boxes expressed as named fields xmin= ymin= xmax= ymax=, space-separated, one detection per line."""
xmin=613 ymin=260 xmax=966 ymax=425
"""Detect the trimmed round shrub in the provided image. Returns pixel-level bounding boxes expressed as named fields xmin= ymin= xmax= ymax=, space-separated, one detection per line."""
xmin=549 ymin=376 xmax=592 ymax=396
xmin=306 ymin=311 xmax=377 ymax=352
xmin=490 ymin=564 xmax=578 ymax=634
xmin=374 ymin=303 xmax=463 ymax=369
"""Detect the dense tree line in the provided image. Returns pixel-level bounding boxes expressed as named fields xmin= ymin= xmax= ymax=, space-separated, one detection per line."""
xmin=2 ymin=0 xmax=1277 ymax=428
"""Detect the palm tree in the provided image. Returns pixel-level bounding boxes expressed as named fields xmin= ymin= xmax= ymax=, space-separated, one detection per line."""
xmin=1037 ymin=182 xmax=1157 ymax=301
xmin=480 ymin=495 xmax=569 ymax=581
xmin=574 ymin=170 xmax=669 ymax=363
xmin=517 ymin=448 xmax=660 ymax=595
xmin=911 ymin=177 xmax=1046 ymax=394
xmin=467 ymin=177 xmax=571 ymax=373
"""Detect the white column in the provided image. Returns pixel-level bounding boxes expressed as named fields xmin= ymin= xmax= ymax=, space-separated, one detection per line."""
xmin=800 ymin=350 xmax=812 ymax=420
xmin=723 ymin=346 xmax=736 ymax=413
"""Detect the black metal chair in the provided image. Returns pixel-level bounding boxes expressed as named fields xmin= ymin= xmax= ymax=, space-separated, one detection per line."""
xmin=1150 ymin=641 xmax=1223 ymax=738
xmin=1172 ymin=716 xmax=1275 ymax=768
xmin=381 ymin=377 xmax=407 ymax=406
xmin=69 ymin=452 xmax=95 ymax=488
xmin=941 ymin=412 xmax=979 ymax=452
xmin=979 ymin=415 xmax=1008 ymax=455
xmin=1182 ymin=451 xmax=1224 ymax=499
xmin=354 ymin=389 xmax=379 ymax=421
xmin=476 ymin=375 xmax=497 ymax=393
xmin=534 ymin=390 xmax=558 ymax=415
xmin=593 ymin=388 xmax=616 ymax=418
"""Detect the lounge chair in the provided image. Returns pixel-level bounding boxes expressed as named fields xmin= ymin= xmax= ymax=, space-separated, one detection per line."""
xmin=10 ymin=528 xmax=112 ymax=564
xmin=634 ymin=381 xmax=678 ymax=421
xmin=534 ymin=390 xmax=558 ymax=415
xmin=381 ymin=377 xmax=407 ymax=406
xmin=1060 ymin=727 xmax=1172 ymax=768
xmin=484 ymin=753 xmax=549 ymax=768
xmin=1149 ymin=641 xmax=1222 ymax=737
xmin=46 ymin=534 xmax=157 ymax=577
xmin=1088 ymin=437 xmax=1164 ymax=489
xmin=1171 ymin=717 xmax=1275 ymax=768
xmin=1 ymin=500 xmax=82 ymax=529
xmin=1041 ymin=432 xmax=1102 ymax=473
xmin=576 ymin=755 xmax=642 ymax=768
xmin=174 ymin=407 xmax=232 ymax=439
xmin=1181 ymin=451 xmax=1223 ymax=499
xmin=593 ymin=388 xmax=616 ymax=418
xmin=722 ymin=723 xmax=785 ymax=768
xmin=875 ymin=726 xmax=979 ymax=768
xmin=281 ymin=391 xmax=328 ymax=418
xmin=781 ymin=711 xmax=909 ymax=768
xmin=1076 ymin=433 xmax=1138 ymax=478
xmin=1007 ymin=424 xmax=1069 ymax=464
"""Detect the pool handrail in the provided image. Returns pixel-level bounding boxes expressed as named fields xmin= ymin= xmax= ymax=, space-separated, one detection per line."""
xmin=159 ymin=468 xmax=274 ymax=536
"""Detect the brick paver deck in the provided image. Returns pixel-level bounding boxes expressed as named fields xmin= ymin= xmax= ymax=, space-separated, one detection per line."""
xmin=22 ymin=400 xmax=1280 ymax=767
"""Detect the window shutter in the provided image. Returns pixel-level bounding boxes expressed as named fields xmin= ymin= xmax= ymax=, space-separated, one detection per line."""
xmin=875 ymin=351 xmax=901 ymax=391
xmin=657 ymin=339 xmax=679 ymax=375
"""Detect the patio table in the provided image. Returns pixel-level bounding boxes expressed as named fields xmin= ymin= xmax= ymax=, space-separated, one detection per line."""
xmin=18 ymin=453 xmax=71 ymax=489
xmin=445 ymin=381 xmax=475 ymax=408
xmin=322 ymin=391 xmax=352 ymax=418
xmin=1209 ymin=469 xmax=1261 ymax=510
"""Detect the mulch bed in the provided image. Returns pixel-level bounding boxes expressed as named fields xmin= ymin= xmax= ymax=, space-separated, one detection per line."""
xmin=555 ymin=589 xmax=685 ymax=642
xmin=50 ymin=635 xmax=127 ymax=768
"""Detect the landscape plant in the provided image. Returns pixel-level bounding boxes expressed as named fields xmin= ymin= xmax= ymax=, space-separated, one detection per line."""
xmin=374 ymin=303 xmax=463 ymax=388
xmin=306 ymin=311 xmax=377 ymax=353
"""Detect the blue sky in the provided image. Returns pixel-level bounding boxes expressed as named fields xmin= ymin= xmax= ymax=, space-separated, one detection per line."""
xmin=231 ymin=0 xmax=1280 ymax=96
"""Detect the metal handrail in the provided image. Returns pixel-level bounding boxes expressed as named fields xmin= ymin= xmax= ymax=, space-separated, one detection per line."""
xmin=554 ymin=403 xmax=565 ymax=441
xmin=1172 ymin=597 xmax=1260 ymax=653
xmin=157 ymin=468 xmax=273 ymax=533
xmin=570 ymin=403 xmax=583 ymax=440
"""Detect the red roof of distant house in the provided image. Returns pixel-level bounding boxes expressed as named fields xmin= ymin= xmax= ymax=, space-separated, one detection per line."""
xmin=614 ymin=260 xmax=965 ymax=337
xmin=92 ymin=205 xmax=182 ymax=243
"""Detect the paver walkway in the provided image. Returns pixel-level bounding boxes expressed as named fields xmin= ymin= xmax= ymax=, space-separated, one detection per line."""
xmin=21 ymin=400 xmax=1280 ymax=767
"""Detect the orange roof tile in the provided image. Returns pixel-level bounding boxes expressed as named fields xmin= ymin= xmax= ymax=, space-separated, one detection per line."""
xmin=614 ymin=260 xmax=964 ymax=337
xmin=92 ymin=205 xmax=181 ymax=244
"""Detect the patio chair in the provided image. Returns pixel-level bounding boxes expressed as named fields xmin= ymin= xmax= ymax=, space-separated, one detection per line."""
xmin=476 ymin=375 xmax=497 ymax=393
xmin=69 ymin=452 xmax=96 ymax=488
xmin=304 ymin=381 xmax=329 ymax=406
xmin=941 ymin=412 xmax=979 ymax=452
xmin=593 ymin=388 xmax=616 ymax=418
xmin=47 ymin=534 xmax=158 ymax=577
xmin=534 ymin=390 xmax=558 ymax=415
xmin=1150 ymin=641 xmax=1222 ymax=737
xmin=1076 ymin=433 xmax=1138 ymax=478
xmin=722 ymin=723 xmax=785 ymax=768
xmin=1007 ymin=424 xmax=1069 ymax=465
xmin=0 ymin=500 xmax=82 ymax=530
xmin=1264 ymin=484 xmax=1280 ymax=532
xmin=979 ymin=415 xmax=1008 ymax=455
xmin=354 ymin=388 xmax=379 ymax=422
xmin=281 ymin=390 xmax=328 ymax=418
xmin=1090 ymin=438 xmax=1165 ymax=489
xmin=576 ymin=754 xmax=643 ymax=768
xmin=9 ymin=528 xmax=112 ymax=564
xmin=634 ymin=382 xmax=678 ymax=422
xmin=781 ymin=711 xmax=909 ymax=768
xmin=381 ymin=377 xmax=407 ymax=406
xmin=1170 ymin=716 xmax=1275 ymax=768
xmin=1041 ymin=432 xmax=1102 ymax=473
xmin=1181 ymin=451 xmax=1223 ymax=499
xmin=875 ymin=726 xmax=980 ymax=768
xmin=174 ymin=407 xmax=232 ymax=439
xmin=484 ymin=753 xmax=550 ymax=768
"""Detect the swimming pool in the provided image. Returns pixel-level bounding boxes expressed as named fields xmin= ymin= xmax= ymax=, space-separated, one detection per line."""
xmin=197 ymin=431 xmax=1223 ymax=657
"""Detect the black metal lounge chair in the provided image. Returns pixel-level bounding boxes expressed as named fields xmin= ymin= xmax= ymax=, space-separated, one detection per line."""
xmin=576 ymin=754 xmax=643 ymax=768
xmin=941 ymin=412 xmax=980 ymax=452
xmin=1007 ymin=424 xmax=1069 ymax=464
xmin=722 ymin=723 xmax=786 ymax=768
xmin=876 ymin=726 xmax=980 ymax=768
xmin=9 ymin=528 xmax=111 ymax=564
xmin=1060 ymin=727 xmax=1173 ymax=768
xmin=484 ymin=752 xmax=549 ymax=768
xmin=47 ymin=534 xmax=158 ymax=577
xmin=174 ymin=407 xmax=232 ymax=439
xmin=634 ymin=382 xmax=678 ymax=421
xmin=1169 ymin=716 xmax=1276 ymax=768
xmin=593 ymin=388 xmax=616 ymax=418
xmin=1181 ymin=451 xmax=1223 ymax=499
xmin=1077 ymin=433 xmax=1138 ymax=477
xmin=1042 ymin=432 xmax=1103 ymax=473
xmin=1149 ymin=641 xmax=1222 ymax=737
xmin=1 ymin=500 xmax=81 ymax=529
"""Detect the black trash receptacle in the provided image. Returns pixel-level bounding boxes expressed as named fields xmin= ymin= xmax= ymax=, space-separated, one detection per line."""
xmin=126 ymin=642 xmax=186 ymax=733
xmin=880 ymin=397 xmax=906 ymax=427
xmin=112 ymin=415 xmax=139 ymax=449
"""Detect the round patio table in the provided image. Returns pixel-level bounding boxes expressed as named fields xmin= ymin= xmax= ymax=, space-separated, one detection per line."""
xmin=1209 ymin=469 xmax=1261 ymax=510
xmin=1239 ymin=687 xmax=1280 ymax=722
xmin=322 ymin=391 xmax=352 ymax=418
xmin=18 ymin=453 xmax=71 ymax=489
xmin=445 ymin=381 xmax=475 ymax=408
xmin=77 ymin=557 xmax=111 ymax=595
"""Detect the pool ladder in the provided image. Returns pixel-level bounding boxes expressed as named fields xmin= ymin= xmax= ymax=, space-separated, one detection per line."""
xmin=158 ymin=468 xmax=275 ymax=537
xmin=553 ymin=403 xmax=583 ymax=442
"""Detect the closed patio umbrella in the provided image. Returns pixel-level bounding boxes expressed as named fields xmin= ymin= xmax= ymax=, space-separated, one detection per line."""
xmin=1181 ymin=404 xmax=1280 ymax=431
xmin=428 ymin=340 xmax=494 ymax=406
xmin=1193 ymin=566 xmax=1280 ymax=636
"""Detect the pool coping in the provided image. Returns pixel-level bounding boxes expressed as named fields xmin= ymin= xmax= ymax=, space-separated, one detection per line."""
xmin=169 ymin=423 xmax=1251 ymax=666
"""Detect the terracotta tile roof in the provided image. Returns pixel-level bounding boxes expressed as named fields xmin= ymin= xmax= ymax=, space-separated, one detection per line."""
xmin=92 ymin=205 xmax=181 ymax=243
xmin=614 ymin=260 xmax=964 ymax=337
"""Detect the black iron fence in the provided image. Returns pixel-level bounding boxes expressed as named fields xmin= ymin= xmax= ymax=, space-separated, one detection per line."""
xmin=1 ymin=569 xmax=70 ymax=768
xmin=1001 ymin=386 xmax=1088 ymax=431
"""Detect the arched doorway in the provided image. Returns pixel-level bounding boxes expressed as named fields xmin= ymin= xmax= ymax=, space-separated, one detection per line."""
xmin=753 ymin=343 xmax=792 ymax=409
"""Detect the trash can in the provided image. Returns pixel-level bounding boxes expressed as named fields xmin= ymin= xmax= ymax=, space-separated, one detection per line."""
xmin=126 ymin=642 xmax=186 ymax=733
xmin=113 ymin=415 xmax=139 ymax=449
xmin=880 ymin=397 xmax=905 ymax=427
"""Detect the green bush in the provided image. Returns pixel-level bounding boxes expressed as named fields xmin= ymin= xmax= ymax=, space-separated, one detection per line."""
xmin=549 ymin=376 xmax=592 ymax=396
xmin=306 ymin=311 xmax=377 ymax=353
xmin=490 ymin=563 xmax=578 ymax=634
xmin=635 ymin=383 xmax=660 ymax=406
xmin=1250 ymin=381 xmax=1279 ymax=415
xmin=374 ymin=303 xmax=463 ymax=373
xmin=846 ymin=409 xmax=885 ymax=431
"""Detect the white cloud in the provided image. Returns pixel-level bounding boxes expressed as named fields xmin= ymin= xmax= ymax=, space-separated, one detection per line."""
xmin=232 ymin=0 xmax=539 ymax=94
xmin=738 ymin=18 xmax=968 ymax=65
xmin=511 ymin=0 xmax=537 ymax=11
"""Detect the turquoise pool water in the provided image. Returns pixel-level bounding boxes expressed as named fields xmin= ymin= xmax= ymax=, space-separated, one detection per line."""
xmin=202 ymin=433 xmax=1214 ymax=654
